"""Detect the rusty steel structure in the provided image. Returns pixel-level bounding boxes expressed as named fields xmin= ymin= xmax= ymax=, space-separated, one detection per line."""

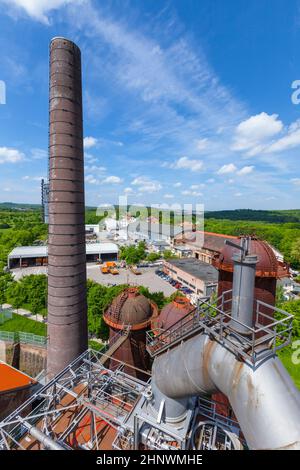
xmin=47 ymin=38 xmax=87 ymax=380
xmin=103 ymin=288 xmax=158 ymax=380
xmin=212 ymin=237 xmax=288 ymax=314
xmin=151 ymin=297 xmax=195 ymax=333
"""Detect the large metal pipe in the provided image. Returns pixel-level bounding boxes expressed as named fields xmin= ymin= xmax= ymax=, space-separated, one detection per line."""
xmin=47 ymin=37 xmax=87 ymax=380
xmin=23 ymin=421 xmax=65 ymax=450
xmin=152 ymin=335 xmax=300 ymax=449
xmin=230 ymin=252 xmax=257 ymax=334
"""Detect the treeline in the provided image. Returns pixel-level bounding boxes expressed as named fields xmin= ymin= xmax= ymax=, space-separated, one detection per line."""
xmin=2 ymin=274 xmax=47 ymax=316
xmin=205 ymin=209 xmax=300 ymax=223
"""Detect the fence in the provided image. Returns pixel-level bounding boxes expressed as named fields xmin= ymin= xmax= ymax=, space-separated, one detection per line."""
xmin=0 ymin=330 xmax=46 ymax=347
xmin=0 ymin=309 xmax=13 ymax=325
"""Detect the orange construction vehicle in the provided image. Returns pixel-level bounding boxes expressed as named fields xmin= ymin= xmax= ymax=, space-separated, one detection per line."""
xmin=101 ymin=262 xmax=119 ymax=275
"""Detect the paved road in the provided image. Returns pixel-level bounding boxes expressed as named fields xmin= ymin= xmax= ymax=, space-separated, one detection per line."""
xmin=1 ymin=303 xmax=45 ymax=323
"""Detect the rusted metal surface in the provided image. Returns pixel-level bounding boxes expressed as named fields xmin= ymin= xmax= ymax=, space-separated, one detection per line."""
xmin=154 ymin=297 xmax=194 ymax=331
xmin=152 ymin=333 xmax=300 ymax=449
xmin=47 ymin=38 xmax=87 ymax=380
xmin=103 ymin=288 xmax=158 ymax=380
xmin=214 ymin=238 xmax=280 ymax=325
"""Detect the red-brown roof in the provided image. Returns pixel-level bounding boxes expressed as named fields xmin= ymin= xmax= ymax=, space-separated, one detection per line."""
xmin=174 ymin=231 xmax=238 ymax=253
xmin=0 ymin=362 xmax=35 ymax=393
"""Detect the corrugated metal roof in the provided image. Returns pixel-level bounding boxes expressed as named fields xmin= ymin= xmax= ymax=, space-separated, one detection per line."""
xmin=128 ymin=221 xmax=182 ymax=238
xmin=8 ymin=243 xmax=119 ymax=259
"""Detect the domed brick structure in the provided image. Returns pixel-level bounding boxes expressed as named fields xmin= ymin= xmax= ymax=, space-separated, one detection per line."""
xmin=103 ymin=287 xmax=158 ymax=379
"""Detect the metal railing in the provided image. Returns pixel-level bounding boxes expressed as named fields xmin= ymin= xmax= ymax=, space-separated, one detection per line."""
xmin=19 ymin=332 xmax=47 ymax=347
xmin=146 ymin=290 xmax=294 ymax=367
xmin=0 ymin=330 xmax=46 ymax=347
xmin=0 ymin=331 xmax=16 ymax=342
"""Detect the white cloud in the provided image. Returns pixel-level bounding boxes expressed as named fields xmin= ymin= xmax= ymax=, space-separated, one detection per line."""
xmin=84 ymin=136 xmax=98 ymax=149
xmin=85 ymin=174 xmax=98 ymax=184
xmin=291 ymin=178 xmax=300 ymax=186
xmin=181 ymin=189 xmax=203 ymax=197
xmin=131 ymin=176 xmax=162 ymax=193
xmin=84 ymin=164 xmax=106 ymax=173
xmin=217 ymin=163 xmax=237 ymax=174
xmin=0 ymin=147 xmax=25 ymax=164
xmin=31 ymin=148 xmax=47 ymax=160
xmin=195 ymin=138 xmax=208 ymax=151
xmin=0 ymin=0 xmax=83 ymax=24
xmin=171 ymin=156 xmax=203 ymax=172
xmin=234 ymin=192 xmax=243 ymax=197
xmin=164 ymin=193 xmax=174 ymax=199
xmin=173 ymin=182 xmax=182 ymax=187
xmin=265 ymin=120 xmax=300 ymax=153
xmin=236 ymin=165 xmax=254 ymax=176
xmin=124 ymin=187 xmax=133 ymax=194
xmin=22 ymin=175 xmax=45 ymax=181
xmin=231 ymin=112 xmax=283 ymax=156
xmin=102 ymin=175 xmax=122 ymax=184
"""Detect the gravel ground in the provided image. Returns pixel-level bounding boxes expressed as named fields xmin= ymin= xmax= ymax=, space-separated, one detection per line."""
xmin=11 ymin=264 xmax=176 ymax=296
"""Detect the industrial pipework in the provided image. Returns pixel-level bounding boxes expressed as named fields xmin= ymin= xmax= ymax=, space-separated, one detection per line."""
xmin=47 ymin=38 xmax=88 ymax=379
xmin=150 ymin=237 xmax=300 ymax=450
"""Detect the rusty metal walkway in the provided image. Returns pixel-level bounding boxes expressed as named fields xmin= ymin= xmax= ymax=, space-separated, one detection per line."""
xmin=146 ymin=307 xmax=203 ymax=358
xmin=99 ymin=327 xmax=130 ymax=365
xmin=146 ymin=294 xmax=293 ymax=366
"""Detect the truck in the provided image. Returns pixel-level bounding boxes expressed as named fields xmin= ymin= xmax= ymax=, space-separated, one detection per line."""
xmin=130 ymin=266 xmax=142 ymax=275
xmin=101 ymin=261 xmax=119 ymax=275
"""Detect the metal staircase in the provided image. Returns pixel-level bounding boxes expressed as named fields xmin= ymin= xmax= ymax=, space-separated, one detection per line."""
xmin=107 ymin=290 xmax=128 ymax=323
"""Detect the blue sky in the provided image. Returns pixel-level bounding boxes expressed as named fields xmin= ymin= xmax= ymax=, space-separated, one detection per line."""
xmin=0 ymin=0 xmax=300 ymax=210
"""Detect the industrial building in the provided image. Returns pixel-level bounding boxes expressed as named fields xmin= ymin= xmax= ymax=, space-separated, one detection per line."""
xmin=127 ymin=220 xmax=182 ymax=243
xmin=7 ymin=243 xmax=119 ymax=269
xmin=1 ymin=37 xmax=300 ymax=452
xmin=0 ymin=362 xmax=37 ymax=421
xmin=173 ymin=230 xmax=287 ymax=267
xmin=163 ymin=258 xmax=218 ymax=297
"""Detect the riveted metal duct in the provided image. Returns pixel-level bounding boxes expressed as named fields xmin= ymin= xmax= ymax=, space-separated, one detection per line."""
xmin=47 ymin=37 xmax=87 ymax=380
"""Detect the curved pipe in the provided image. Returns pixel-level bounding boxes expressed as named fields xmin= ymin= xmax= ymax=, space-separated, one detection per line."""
xmin=152 ymin=334 xmax=300 ymax=449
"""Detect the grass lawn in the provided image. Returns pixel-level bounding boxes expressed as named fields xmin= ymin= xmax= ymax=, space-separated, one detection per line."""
xmin=88 ymin=340 xmax=105 ymax=352
xmin=278 ymin=347 xmax=300 ymax=390
xmin=0 ymin=313 xmax=46 ymax=336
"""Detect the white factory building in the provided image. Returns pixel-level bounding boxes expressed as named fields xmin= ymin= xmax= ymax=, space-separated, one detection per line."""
xmin=7 ymin=243 xmax=119 ymax=269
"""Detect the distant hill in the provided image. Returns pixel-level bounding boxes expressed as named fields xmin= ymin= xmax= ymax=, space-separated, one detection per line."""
xmin=1 ymin=203 xmax=300 ymax=224
xmin=205 ymin=209 xmax=300 ymax=224
xmin=0 ymin=202 xmax=41 ymax=210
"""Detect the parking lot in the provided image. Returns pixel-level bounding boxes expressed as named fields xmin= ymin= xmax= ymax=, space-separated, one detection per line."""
xmin=87 ymin=265 xmax=176 ymax=296
xmin=11 ymin=264 xmax=176 ymax=296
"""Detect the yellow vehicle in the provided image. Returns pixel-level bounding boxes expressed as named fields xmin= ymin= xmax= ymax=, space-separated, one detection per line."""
xmin=101 ymin=262 xmax=119 ymax=275
xmin=130 ymin=266 xmax=142 ymax=275
xmin=109 ymin=267 xmax=119 ymax=275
